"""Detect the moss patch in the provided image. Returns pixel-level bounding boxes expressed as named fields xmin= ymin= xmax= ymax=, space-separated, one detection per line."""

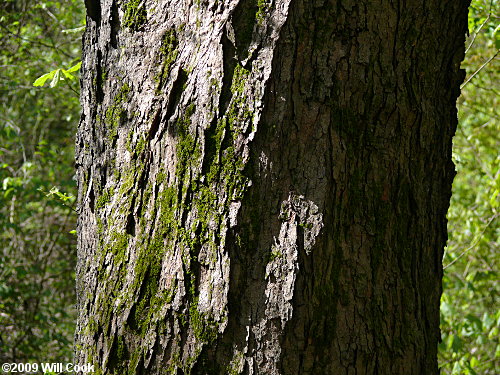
xmin=104 ymin=83 xmax=131 ymax=142
xmin=256 ymin=0 xmax=271 ymax=24
xmin=96 ymin=186 xmax=114 ymax=209
xmin=123 ymin=0 xmax=147 ymax=30
xmin=154 ymin=29 xmax=179 ymax=90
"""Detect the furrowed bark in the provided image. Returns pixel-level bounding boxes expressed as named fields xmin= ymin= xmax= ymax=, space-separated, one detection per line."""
xmin=75 ymin=0 xmax=470 ymax=374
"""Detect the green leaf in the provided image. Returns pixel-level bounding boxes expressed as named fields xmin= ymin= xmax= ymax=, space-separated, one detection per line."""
xmin=470 ymin=356 xmax=479 ymax=368
xmin=482 ymin=313 xmax=495 ymax=330
xmin=66 ymin=61 xmax=81 ymax=73
xmin=465 ymin=314 xmax=482 ymax=331
xmin=3 ymin=187 xmax=15 ymax=199
xmin=50 ymin=69 xmax=61 ymax=88
xmin=33 ymin=70 xmax=57 ymax=87
xmin=452 ymin=360 xmax=463 ymax=375
xmin=465 ymin=360 xmax=478 ymax=375
xmin=488 ymin=326 xmax=498 ymax=339
xmin=451 ymin=335 xmax=463 ymax=352
xmin=493 ymin=23 xmax=500 ymax=49
xmin=61 ymin=69 xmax=75 ymax=80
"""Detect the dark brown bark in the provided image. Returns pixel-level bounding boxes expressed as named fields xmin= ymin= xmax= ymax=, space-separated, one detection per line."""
xmin=75 ymin=0 xmax=469 ymax=374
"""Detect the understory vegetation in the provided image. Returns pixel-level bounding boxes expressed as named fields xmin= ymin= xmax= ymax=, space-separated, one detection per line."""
xmin=440 ymin=1 xmax=499 ymax=373
xmin=0 ymin=0 xmax=82 ymax=363
xmin=0 ymin=0 xmax=497 ymax=373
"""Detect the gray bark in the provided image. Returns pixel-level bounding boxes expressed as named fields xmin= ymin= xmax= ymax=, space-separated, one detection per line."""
xmin=75 ymin=0 xmax=470 ymax=374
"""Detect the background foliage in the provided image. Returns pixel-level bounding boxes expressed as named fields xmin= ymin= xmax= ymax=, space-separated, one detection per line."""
xmin=440 ymin=0 xmax=500 ymax=374
xmin=0 ymin=0 xmax=497 ymax=372
xmin=0 ymin=0 xmax=83 ymax=363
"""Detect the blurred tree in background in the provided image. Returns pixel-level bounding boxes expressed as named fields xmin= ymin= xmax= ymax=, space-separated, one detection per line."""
xmin=0 ymin=0 xmax=497 ymax=371
xmin=0 ymin=0 xmax=83 ymax=363
xmin=440 ymin=0 xmax=500 ymax=374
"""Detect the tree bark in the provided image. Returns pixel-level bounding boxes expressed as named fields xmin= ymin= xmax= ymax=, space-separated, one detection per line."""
xmin=75 ymin=0 xmax=469 ymax=374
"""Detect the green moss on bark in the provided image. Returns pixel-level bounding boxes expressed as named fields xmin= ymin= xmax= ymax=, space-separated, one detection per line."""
xmin=155 ymin=29 xmax=179 ymax=89
xmin=96 ymin=186 xmax=114 ymax=209
xmin=256 ymin=0 xmax=271 ymax=24
xmin=123 ymin=0 xmax=147 ymax=30
xmin=104 ymin=83 xmax=131 ymax=142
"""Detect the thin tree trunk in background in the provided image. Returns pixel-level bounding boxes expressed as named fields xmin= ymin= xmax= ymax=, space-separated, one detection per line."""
xmin=75 ymin=0 xmax=469 ymax=374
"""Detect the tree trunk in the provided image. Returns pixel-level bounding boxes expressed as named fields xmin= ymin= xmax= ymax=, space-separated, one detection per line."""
xmin=75 ymin=0 xmax=469 ymax=374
